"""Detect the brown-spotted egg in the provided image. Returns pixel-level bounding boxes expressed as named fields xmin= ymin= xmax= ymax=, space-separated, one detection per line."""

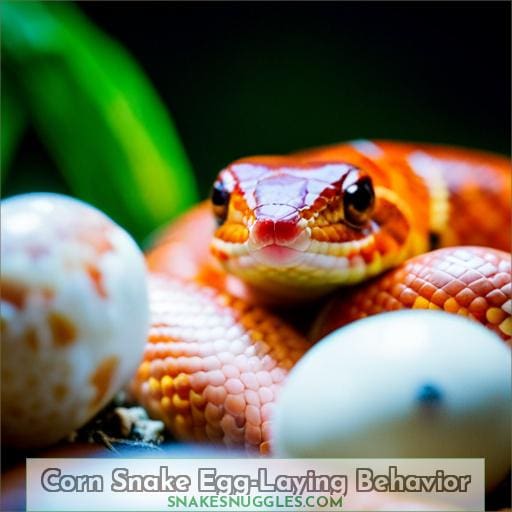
xmin=273 ymin=310 xmax=511 ymax=490
xmin=1 ymin=193 xmax=149 ymax=449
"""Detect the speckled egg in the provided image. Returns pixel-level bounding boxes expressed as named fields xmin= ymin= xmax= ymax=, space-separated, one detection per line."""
xmin=272 ymin=310 xmax=511 ymax=489
xmin=1 ymin=193 xmax=149 ymax=449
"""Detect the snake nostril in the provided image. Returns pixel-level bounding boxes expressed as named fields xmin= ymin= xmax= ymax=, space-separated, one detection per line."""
xmin=251 ymin=204 xmax=301 ymax=247
xmin=275 ymin=220 xmax=301 ymax=245
xmin=252 ymin=218 xmax=300 ymax=246
xmin=252 ymin=219 xmax=275 ymax=247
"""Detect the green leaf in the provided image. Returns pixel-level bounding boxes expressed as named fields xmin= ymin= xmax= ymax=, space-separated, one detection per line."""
xmin=1 ymin=0 xmax=198 ymax=241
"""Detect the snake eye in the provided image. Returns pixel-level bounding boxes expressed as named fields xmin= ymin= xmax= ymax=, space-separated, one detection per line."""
xmin=211 ymin=180 xmax=230 ymax=225
xmin=343 ymin=176 xmax=375 ymax=227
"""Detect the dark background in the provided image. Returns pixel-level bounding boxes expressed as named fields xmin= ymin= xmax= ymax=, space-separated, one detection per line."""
xmin=7 ymin=1 xmax=511 ymax=199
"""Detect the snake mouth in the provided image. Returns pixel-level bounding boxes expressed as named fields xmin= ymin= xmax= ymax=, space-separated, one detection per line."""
xmin=247 ymin=222 xmax=311 ymax=267
xmin=251 ymin=244 xmax=305 ymax=267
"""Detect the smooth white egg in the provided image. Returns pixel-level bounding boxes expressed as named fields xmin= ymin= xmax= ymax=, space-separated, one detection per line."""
xmin=272 ymin=310 xmax=511 ymax=490
xmin=1 ymin=193 xmax=149 ymax=449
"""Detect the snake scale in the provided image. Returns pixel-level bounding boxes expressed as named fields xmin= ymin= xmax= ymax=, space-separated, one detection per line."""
xmin=131 ymin=140 xmax=511 ymax=454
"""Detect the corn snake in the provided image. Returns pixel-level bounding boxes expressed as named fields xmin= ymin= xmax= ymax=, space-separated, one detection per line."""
xmin=132 ymin=140 xmax=511 ymax=454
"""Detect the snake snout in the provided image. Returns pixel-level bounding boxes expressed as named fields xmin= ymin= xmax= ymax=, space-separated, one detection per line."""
xmin=248 ymin=204 xmax=311 ymax=266
xmin=250 ymin=204 xmax=304 ymax=248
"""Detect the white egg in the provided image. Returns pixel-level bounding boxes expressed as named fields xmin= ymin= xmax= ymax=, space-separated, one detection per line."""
xmin=272 ymin=310 xmax=511 ymax=490
xmin=1 ymin=193 xmax=149 ymax=449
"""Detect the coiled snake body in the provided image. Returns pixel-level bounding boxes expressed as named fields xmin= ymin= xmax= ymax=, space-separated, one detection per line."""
xmin=132 ymin=140 xmax=511 ymax=453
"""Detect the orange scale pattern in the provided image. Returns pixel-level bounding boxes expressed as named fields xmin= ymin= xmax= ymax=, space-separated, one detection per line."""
xmin=313 ymin=247 xmax=511 ymax=344
xmin=131 ymin=276 xmax=309 ymax=453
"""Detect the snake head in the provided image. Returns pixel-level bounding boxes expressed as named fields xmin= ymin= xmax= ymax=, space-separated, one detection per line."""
xmin=210 ymin=157 xmax=414 ymax=299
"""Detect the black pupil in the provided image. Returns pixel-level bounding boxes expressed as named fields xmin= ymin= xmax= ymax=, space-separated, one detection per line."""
xmin=345 ymin=178 xmax=374 ymax=212
xmin=211 ymin=181 xmax=230 ymax=206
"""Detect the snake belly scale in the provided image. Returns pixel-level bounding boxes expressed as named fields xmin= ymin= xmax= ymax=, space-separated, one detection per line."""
xmin=132 ymin=140 xmax=511 ymax=453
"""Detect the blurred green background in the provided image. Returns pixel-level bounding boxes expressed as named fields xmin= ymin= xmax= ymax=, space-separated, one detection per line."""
xmin=2 ymin=1 xmax=510 ymax=244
